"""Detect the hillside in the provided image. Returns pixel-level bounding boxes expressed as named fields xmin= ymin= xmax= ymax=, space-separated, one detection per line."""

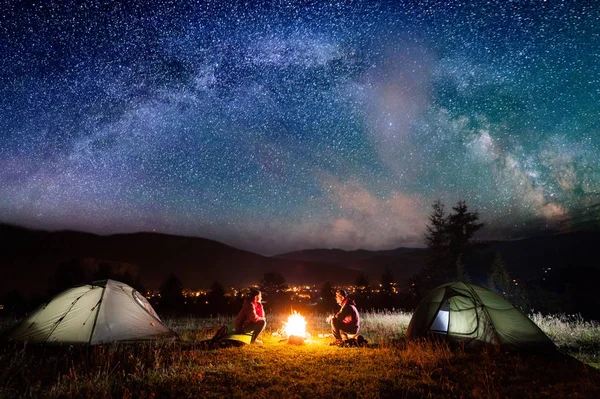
xmin=275 ymin=231 xmax=600 ymax=290
xmin=0 ymin=224 xmax=359 ymax=298
xmin=2 ymin=223 xmax=598 ymax=302
xmin=482 ymin=231 xmax=600 ymax=279
xmin=274 ymin=247 xmax=429 ymax=287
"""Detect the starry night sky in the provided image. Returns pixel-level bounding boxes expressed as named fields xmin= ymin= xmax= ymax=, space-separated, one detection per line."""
xmin=1 ymin=0 xmax=598 ymax=255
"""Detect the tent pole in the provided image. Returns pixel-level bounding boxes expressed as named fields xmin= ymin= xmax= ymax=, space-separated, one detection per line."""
xmin=88 ymin=280 xmax=108 ymax=345
xmin=464 ymin=283 xmax=500 ymax=347
xmin=42 ymin=287 xmax=92 ymax=343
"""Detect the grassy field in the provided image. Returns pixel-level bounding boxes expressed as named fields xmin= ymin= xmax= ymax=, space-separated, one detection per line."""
xmin=1 ymin=311 xmax=599 ymax=398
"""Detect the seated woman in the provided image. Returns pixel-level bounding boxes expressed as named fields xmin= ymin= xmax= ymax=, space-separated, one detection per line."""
xmin=235 ymin=288 xmax=266 ymax=344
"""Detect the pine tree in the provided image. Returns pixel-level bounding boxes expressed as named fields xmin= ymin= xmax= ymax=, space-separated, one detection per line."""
xmin=486 ymin=252 xmax=530 ymax=311
xmin=320 ymin=281 xmax=336 ymax=312
xmin=159 ymin=273 xmax=185 ymax=312
xmin=260 ymin=272 xmax=289 ymax=310
xmin=487 ymin=252 xmax=511 ymax=297
xmin=260 ymin=272 xmax=287 ymax=291
xmin=447 ymin=200 xmax=484 ymax=260
xmin=53 ymin=258 xmax=86 ymax=294
xmin=423 ymin=199 xmax=451 ymax=285
xmin=380 ymin=266 xmax=394 ymax=293
xmin=456 ymin=255 xmax=471 ymax=282
xmin=423 ymin=199 xmax=483 ymax=287
xmin=424 ymin=199 xmax=448 ymax=252
xmin=207 ymin=281 xmax=227 ymax=313
xmin=355 ymin=272 xmax=370 ymax=294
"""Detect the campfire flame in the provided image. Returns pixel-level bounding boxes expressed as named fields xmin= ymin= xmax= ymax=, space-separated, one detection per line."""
xmin=284 ymin=311 xmax=307 ymax=338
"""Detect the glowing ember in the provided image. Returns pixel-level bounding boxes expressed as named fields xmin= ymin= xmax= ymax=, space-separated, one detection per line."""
xmin=284 ymin=311 xmax=307 ymax=338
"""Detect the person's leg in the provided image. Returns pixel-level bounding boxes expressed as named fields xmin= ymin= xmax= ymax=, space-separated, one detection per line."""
xmin=336 ymin=323 xmax=359 ymax=341
xmin=245 ymin=319 xmax=266 ymax=343
xmin=342 ymin=325 xmax=359 ymax=336
xmin=331 ymin=318 xmax=343 ymax=340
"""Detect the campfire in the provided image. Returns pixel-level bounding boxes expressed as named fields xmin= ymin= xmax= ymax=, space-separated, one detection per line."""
xmin=280 ymin=310 xmax=308 ymax=344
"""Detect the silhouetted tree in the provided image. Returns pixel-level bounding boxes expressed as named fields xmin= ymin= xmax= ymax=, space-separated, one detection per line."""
xmin=1 ymin=290 xmax=27 ymax=317
xmin=319 ymin=281 xmax=336 ymax=312
xmin=91 ymin=262 xmax=112 ymax=281
xmin=409 ymin=274 xmax=421 ymax=296
xmin=355 ymin=272 xmax=370 ymax=295
xmin=260 ymin=272 xmax=287 ymax=291
xmin=53 ymin=258 xmax=86 ymax=293
xmin=425 ymin=199 xmax=449 ymax=256
xmin=422 ymin=199 xmax=483 ymax=287
xmin=486 ymin=252 xmax=511 ymax=297
xmin=90 ymin=261 xmax=145 ymax=293
xmin=209 ymin=280 xmax=226 ymax=298
xmin=380 ymin=266 xmax=394 ymax=293
xmin=486 ymin=252 xmax=530 ymax=311
xmin=119 ymin=271 xmax=138 ymax=290
xmin=447 ymin=200 xmax=484 ymax=261
xmin=159 ymin=273 xmax=185 ymax=312
xmin=260 ymin=272 xmax=289 ymax=311
xmin=423 ymin=200 xmax=451 ymax=285
xmin=456 ymin=255 xmax=471 ymax=282
xmin=207 ymin=280 xmax=227 ymax=314
xmin=373 ymin=266 xmax=397 ymax=309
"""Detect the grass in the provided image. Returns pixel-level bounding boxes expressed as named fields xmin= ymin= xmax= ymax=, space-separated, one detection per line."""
xmin=1 ymin=311 xmax=599 ymax=398
xmin=531 ymin=312 xmax=600 ymax=369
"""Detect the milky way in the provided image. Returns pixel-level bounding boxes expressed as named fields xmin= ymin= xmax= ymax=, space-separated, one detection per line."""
xmin=1 ymin=0 xmax=598 ymax=254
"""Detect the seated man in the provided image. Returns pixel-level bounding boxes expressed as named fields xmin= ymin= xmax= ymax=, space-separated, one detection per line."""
xmin=327 ymin=289 xmax=360 ymax=346
xmin=235 ymin=288 xmax=266 ymax=344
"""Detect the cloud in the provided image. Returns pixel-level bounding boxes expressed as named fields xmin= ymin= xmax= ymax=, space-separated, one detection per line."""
xmin=319 ymin=179 xmax=428 ymax=249
xmin=208 ymin=179 xmax=429 ymax=255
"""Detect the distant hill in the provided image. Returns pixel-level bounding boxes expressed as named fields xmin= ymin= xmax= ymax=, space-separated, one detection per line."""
xmin=0 ymin=224 xmax=360 ymax=298
xmin=481 ymin=231 xmax=600 ymax=280
xmin=274 ymin=247 xmax=429 ymax=287
xmin=275 ymin=231 xmax=600 ymax=286
xmin=1 ymin=223 xmax=598 ymax=301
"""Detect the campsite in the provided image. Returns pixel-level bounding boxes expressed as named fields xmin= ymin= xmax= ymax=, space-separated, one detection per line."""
xmin=2 ymin=0 xmax=599 ymax=397
xmin=1 ymin=296 xmax=600 ymax=398
xmin=1 ymin=227 xmax=600 ymax=397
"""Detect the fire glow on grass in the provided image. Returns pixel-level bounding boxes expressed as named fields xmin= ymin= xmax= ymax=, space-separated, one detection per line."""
xmin=284 ymin=311 xmax=307 ymax=338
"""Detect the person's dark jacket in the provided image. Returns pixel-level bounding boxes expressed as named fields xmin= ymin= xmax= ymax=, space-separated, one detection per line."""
xmin=333 ymin=298 xmax=360 ymax=331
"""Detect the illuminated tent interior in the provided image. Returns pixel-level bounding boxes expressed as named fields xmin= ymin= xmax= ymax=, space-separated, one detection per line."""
xmin=5 ymin=279 xmax=178 ymax=345
xmin=406 ymin=282 xmax=555 ymax=350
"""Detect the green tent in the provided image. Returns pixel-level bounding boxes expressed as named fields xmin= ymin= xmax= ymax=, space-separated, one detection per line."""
xmin=406 ymin=282 xmax=555 ymax=350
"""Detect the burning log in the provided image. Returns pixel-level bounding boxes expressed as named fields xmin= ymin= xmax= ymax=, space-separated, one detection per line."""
xmin=287 ymin=335 xmax=305 ymax=345
xmin=280 ymin=311 xmax=308 ymax=344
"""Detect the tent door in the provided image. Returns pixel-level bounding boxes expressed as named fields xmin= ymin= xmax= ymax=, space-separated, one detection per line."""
xmin=430 ymin=300 xmax=451 ymax=334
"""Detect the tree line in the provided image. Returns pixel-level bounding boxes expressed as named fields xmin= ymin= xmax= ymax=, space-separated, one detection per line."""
xmin=414 ymin=199 xmax=595 ymax=319
xmin=1 ymin=199 xmax=596 ymax=319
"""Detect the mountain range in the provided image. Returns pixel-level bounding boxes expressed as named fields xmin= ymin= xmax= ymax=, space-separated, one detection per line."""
xmin=1 ymin=223 xmax=598 ymax=299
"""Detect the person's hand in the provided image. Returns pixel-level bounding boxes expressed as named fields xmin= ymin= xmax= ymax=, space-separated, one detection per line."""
xmin=326 ymin=314 xmax=333 ymax=323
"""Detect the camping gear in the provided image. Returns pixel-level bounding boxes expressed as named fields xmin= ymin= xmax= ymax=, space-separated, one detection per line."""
xmin=199 ymin=325 xmax=252 ymax=348
xmin=406 ymin=281 xmax=555 ymax=350
xmin=330 ymin=334 xmax=368 ymax=347
xmin=5 ymin=279 xmax=178 ymax=345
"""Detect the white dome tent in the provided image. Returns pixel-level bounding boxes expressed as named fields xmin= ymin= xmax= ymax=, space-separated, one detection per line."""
xmin=6 ymin=279 xmax=178 ymax=345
